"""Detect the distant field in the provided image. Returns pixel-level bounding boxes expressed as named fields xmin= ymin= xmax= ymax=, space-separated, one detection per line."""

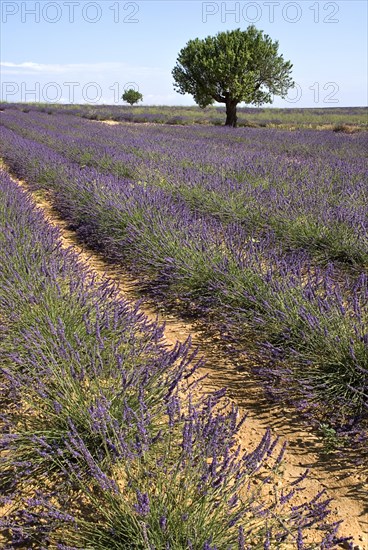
xmin=1 ymin=102 xmax=367 ymax=130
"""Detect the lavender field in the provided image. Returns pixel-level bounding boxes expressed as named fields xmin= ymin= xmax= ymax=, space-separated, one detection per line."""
xmin=1 ymin=103 xmax=367 ymax=130
xmin=1 ymin=107 xmax=367 ymax=444
xmin=1 ymin=168 xmax=352 ymax=548
xmin=0 ymin=105 xmax=367 ymax=547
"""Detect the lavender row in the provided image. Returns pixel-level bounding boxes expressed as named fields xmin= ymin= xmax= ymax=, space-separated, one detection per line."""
xmin=1 ymin=169 xmax=352 ymax=548
xmin=1 ymin=110 xmax=367 ymax=269
xmin=1 ymin=125 xmax=367 ymax=456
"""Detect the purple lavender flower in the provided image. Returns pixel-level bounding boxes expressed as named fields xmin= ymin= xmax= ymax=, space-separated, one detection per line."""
xmin=134 ymin=491 xmax=150 ymax=516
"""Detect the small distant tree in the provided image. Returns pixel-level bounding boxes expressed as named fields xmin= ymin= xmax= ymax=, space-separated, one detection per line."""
xmin=122 ymin=89 xmax=143 ymax=105
xmin=172 ymin=26 xmax=294 ymax=127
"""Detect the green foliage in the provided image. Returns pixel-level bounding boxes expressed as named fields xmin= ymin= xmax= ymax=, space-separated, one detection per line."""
xmin=172 ymin=26 xmax=294 ymax=126
xmin=122 ymin=88 xmax=143 ymax=105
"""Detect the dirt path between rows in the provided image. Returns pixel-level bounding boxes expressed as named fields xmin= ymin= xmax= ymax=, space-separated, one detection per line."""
xmin=4 ymin=166 xmax=367 ymax=548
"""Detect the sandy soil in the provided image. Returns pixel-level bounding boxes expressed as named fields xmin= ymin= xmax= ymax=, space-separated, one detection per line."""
xmin=2 ymin=167 xmax=367 ymax=549
xmin=100 ymin=119 xmax=121 ymax=125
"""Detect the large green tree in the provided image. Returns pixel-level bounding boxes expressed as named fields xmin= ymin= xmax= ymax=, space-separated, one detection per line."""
xmin=172 ymin=26 xmax=294 ymax=127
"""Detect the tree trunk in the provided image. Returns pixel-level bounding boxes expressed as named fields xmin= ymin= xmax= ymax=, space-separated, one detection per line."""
xmin=225 ymin=100 xmax=238 ymax=127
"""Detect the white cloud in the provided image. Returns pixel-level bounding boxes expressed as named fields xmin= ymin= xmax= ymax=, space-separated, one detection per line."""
xmin=0 ymin=61 xmax=166 ymax=78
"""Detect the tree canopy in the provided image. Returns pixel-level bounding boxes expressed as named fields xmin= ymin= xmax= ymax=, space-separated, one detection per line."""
xmin=172 ymin=26 xmax=294 ymax=127
xmin=122 ymin=89 xmax=143 ymax=105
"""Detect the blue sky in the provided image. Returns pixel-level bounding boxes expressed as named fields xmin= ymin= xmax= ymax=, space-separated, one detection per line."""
xmin=1 ymin=0 xmax=367 ymax=106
